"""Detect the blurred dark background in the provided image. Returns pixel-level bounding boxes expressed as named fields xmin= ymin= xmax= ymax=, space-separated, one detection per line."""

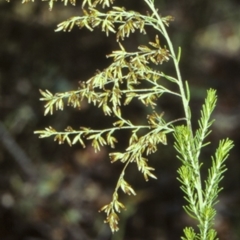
xmin=0 ymin=0 xmax=240 ymax=239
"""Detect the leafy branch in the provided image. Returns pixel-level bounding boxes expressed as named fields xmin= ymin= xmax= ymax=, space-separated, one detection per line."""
xmin=8 ymin=0 xmax=234 ymax=237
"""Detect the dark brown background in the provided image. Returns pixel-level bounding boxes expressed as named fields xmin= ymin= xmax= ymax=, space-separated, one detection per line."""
xmin=0 ymin=0 xmax=240 ymax=239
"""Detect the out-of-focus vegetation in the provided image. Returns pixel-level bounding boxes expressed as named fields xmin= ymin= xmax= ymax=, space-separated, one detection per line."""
xmin=0 ymin=1 xmax=240 ymax=239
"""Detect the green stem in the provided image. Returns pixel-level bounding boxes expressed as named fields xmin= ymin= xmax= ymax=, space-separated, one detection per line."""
xmin=144 ymin=0 xmax=204 ymax=213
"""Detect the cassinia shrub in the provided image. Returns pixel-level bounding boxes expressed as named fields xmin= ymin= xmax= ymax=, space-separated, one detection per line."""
xmin=9 ymin=0 xmax=234 ymax=238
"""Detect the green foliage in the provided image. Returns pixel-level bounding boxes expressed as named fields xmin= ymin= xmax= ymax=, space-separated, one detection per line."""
xmin=9 ymin=0 xmax=234 ymax=237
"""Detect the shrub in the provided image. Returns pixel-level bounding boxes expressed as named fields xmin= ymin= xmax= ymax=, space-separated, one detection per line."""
xmin=9 ymin=0 xmax=234 ymax=238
